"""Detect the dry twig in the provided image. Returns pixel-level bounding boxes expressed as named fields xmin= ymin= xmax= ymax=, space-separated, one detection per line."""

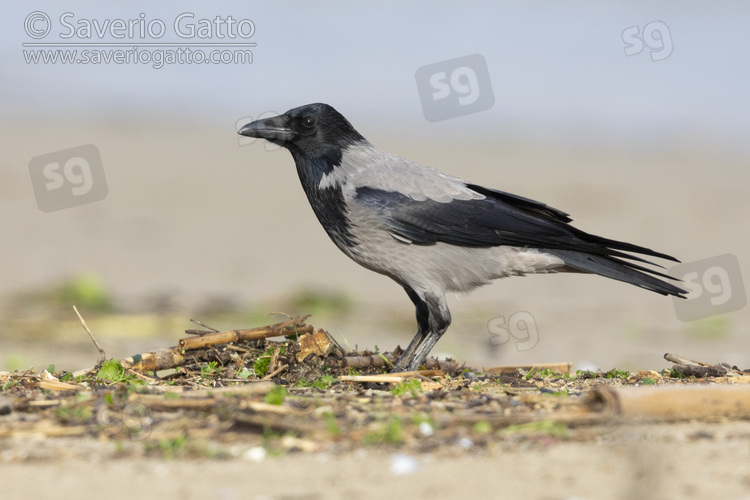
xmin=263 ymin=363 xmax=289 ymax=380
xmin=189 ymin=318 xmax=220 ymax=333
xmin=73 ymin=305 xmax=106 ymax=366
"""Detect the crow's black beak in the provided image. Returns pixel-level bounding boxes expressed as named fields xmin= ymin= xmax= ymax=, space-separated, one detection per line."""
xmin=238 ymin=114 xmax=295 ymax=145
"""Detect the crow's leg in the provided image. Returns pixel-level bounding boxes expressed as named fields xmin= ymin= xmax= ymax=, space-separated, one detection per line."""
xmin=405 ymin=293 xmax=451 ymax=372
xmin=391 ymin=287 xmax=431 ymax=373
xmin=392 ymin=291 xmax=451 ymax=373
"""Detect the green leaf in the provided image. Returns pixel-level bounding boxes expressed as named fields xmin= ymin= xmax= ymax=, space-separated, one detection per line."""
xmin=264 ymin=385 xmax=287 ymax=405
xmin=391 ymin=378 xmax=422 ymax=397
xmin=312 ymin=374 xmax=336 ymax=390
xmin=96 ymin=359 xmax=127 ymax=383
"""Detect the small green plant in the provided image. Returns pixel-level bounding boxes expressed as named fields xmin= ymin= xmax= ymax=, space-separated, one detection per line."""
xmin=284 ymin=324 xmax=301 ymax=341
xmin=96 ymin=359 xmax=140 ymax=385
xmin=253 ymin=357 xmax=270 ymax=377
xmin=156 ymin=435 xmax=187 ymax=460
xmin=604 ymin=369 xmax=630 ymax=379
xmin=75 ymin=392 xmax=92 ymax=403
xmin=200 ymin=361 xmax=221 ymax=377
xmin=474 ymin=420 xmax=492 ymax=434
xmin=1 ymin=380 xmax=17 ymax=391
xmin=391 ymin=378 xmax=422 ymax=397
xmin=252 ymin=345 xmax=286 ymax=377
xmin=641 ymin=377 xmax=657 ymax=385
xmin=384 ymin=417 xmax=403 ymax=443
xmin=377 ymin=353 xmax=393 ymax=368
xmin=295 ymin=378 xmax=311 ymax=388
xmin=55 ymin=405 xmax=93 ymax=424
xmin=264 ymin=385 xmax=287 ymax=405
xmin=667 ymin=368 xmax=686 ymax=379
xmin=365 ymin=415 xmax=403 ymax=444
xmin=261 ymin=423 xmax=282 ymax=441
xmin=312 ymin=374 xmax=336 ymax=390
xmin=322 ymin=411 xmax=340 ymax=435
xmin=523 ymin=367 xmax=560 ymax=380
xmin=237 ymin=368 xmax=253 ymax=380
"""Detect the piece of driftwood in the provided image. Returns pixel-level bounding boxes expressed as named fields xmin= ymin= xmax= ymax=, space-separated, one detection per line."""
xmin=671 ymin=364 xmax=728 ymax=378
xmin=664 ymin=353 xmax=748 ymax=377
xmin=664 ymin=353 xmax=710 ymax=367
xmin=586 ymin=385 xmax=750 ymax=419
xmin=179 ymin=315 xmax=312 ymax=351
xmin=120 ymin=347 xmax=186 ymax=372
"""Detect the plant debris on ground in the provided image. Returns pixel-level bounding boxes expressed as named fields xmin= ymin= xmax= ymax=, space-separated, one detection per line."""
xmin=1 ymin=315 xmax=749 ymax=461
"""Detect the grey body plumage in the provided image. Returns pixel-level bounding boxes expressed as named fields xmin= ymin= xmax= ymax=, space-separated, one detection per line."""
xmin=239 ymin=103 xmax=686 ymax=372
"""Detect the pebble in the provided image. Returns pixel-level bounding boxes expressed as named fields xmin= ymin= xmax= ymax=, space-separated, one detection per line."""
xmin=457 ymin=437 xmax=474 ymax=450
xmin=244 ymin=446 xmax=267 ymax=462
xmin=390 ymin=454 xmax=419 ymax=475
xmin=418 ymin=421 xmax=434 ymax=437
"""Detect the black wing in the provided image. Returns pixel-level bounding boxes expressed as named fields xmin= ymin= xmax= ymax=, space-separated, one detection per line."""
xmin=354 ymin=185 xmax=686 ymax=297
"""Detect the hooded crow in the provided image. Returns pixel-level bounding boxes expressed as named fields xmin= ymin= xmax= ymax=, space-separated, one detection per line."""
xmin=238 ymin=103 xmax=686 ymax=372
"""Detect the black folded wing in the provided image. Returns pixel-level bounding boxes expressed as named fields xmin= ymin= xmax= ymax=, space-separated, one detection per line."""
xmin=354 ymin=184 xmax=686 ymax=297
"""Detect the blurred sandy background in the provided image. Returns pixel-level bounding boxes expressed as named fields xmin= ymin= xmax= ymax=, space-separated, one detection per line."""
xmin=1 ymin=2 xmax=748 ymax=373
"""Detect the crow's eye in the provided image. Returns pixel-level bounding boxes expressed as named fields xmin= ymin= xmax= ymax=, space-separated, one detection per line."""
xmin=302 ymin=116 xmax=315 ymax=128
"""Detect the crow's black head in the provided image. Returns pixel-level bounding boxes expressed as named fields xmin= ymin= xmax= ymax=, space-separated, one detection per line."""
xmin=238 ymin=103 xmax=366 ymax=159
xmin=238 ymin=103 xmax=365 ymax=247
